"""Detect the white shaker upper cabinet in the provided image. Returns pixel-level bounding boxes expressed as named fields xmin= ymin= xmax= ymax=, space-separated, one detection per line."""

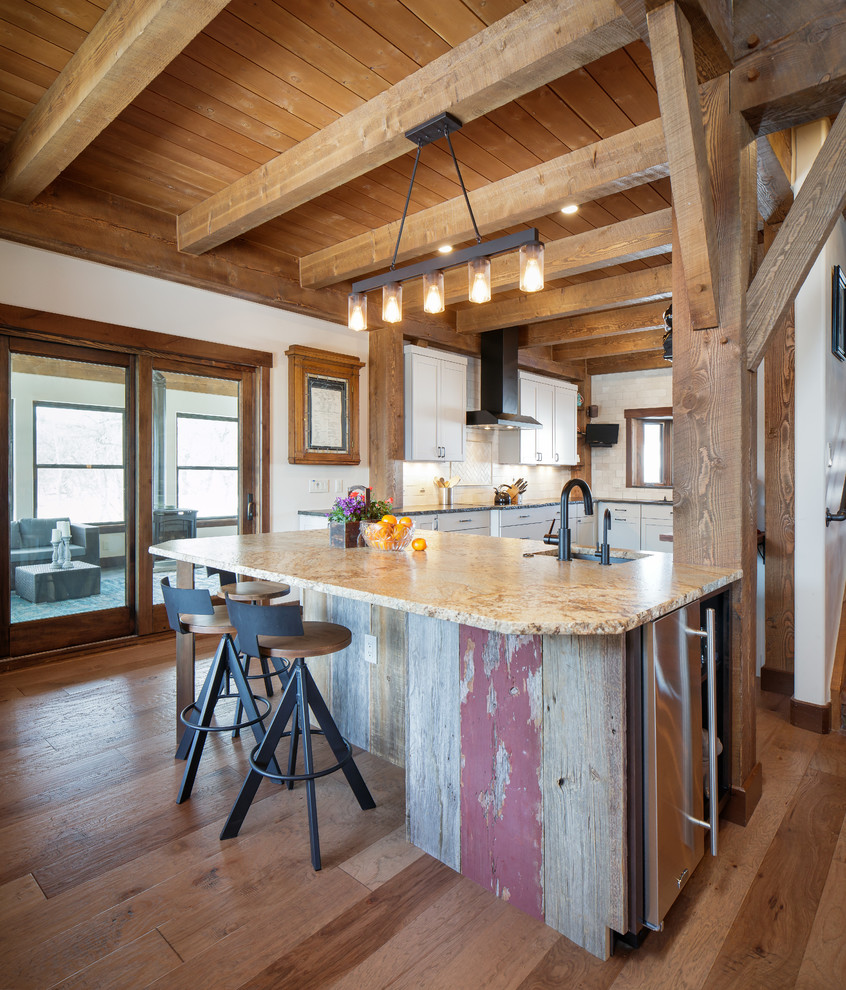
xmin=500 ymin=372 xmax=578 ymax=466
xmin=404 ymin=345 xmax=467 ymax=462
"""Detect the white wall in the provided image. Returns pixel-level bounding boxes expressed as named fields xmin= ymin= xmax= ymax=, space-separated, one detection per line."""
xmin=0 ymin=239 xmax=371 ymax=531
xmin=588 ymin=367 xmax=673 ymax=500
xmin=793 ymin=121 xmax=846 ymax=708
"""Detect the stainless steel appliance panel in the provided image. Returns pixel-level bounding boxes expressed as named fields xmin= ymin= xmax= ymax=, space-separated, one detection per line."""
xmin=642 ymin=603 xmax=704 ymax=929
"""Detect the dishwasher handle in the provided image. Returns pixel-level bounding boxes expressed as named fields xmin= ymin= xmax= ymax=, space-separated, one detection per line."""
xmin=686 ymin=608 xmax=719 ymax=856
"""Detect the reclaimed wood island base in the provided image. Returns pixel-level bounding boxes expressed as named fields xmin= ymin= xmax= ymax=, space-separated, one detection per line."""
xmin=152 ymin=530 xmax=740 ymax=960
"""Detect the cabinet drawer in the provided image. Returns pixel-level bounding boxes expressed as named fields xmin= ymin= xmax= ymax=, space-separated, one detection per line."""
xmin=641 ymin=504 xmax=673 ymax=523
xmin=438 ymin=511 xmax=491 ymax=534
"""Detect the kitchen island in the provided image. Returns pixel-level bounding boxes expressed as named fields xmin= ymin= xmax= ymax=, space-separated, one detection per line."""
xmin=152 ymin=529 xmax=740 ymax=960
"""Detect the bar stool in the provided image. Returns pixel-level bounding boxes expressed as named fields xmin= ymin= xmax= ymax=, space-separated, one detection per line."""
xmin=160 ymin=577 xmax=280 ymax=803
xmin=220 ymin=597 xmax=376 ymax=870
xmin=206 ymin=566 xmax=293 ymax=726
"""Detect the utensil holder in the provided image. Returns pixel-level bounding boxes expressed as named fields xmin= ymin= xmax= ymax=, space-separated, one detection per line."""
xmin=437 ymin=487 xmax=453 ymax=508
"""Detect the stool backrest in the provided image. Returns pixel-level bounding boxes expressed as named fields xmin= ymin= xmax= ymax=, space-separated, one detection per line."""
xmin=226 ymin=597 xmax=304 ymax=659
xmin=160 ymin=576 xmax=214 ymax=634
xmin=206 ymin=565 xmax=237 ymax=588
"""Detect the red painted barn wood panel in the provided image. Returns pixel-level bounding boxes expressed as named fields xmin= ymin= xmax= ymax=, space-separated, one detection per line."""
xmin=459 ymin=625 xmax=544 ymax=920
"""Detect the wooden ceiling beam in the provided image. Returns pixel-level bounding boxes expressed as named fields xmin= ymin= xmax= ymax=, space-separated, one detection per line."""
xmin=747 ymin=103 xmax=846 ymax=370
xmin=176 ymin=0 xmax=638 ymax=255
xmin=729 ymin=8 xmax=846 ymax=135
xmin=456 ymin=265 xmax=672 ymax=334
xmin=300 ymin=118 xmax=668 ymax=288
xmin=756 ymin=132 xmax=793 ymax=224
xmin=519 ymin=301 xmax=667 ymax=348
xmin=648 ymin=2 xmax=720 ymax=330
xmin=0 ymin=0 xmax=231 ymax=203
xmin=401 ymin=208 xmax=672 ymax=313
xmin=585 ymin=350 xmax=669 ymax=375
xmin=552 ymin=327 xmax=665 ymax=361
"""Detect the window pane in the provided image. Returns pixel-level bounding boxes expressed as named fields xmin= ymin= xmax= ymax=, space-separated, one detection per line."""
xmin=642 ymin=422 xmax=664 ymax=484
xmin=177 ymin=469 xmax=238 ymax=517
xmin=37 ymin=467 xmax=125 ymax=522
xmin=177 ymin=416 xmax=237 ymax=468
xmin=36 ymin=405 xmax=124 ymax=465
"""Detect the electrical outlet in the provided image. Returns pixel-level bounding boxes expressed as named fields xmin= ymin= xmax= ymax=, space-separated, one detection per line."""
xmin=364 ymin=634 xmax=377 ymax=665
xmin=308 ymin=479 xmax=329 ymax=493
xmin=335 ymin=479 xmax=345 ymax=492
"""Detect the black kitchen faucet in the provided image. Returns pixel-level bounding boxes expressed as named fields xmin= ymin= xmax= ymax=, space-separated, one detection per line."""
xmin=544 ymin=478 xmax=594 ymax=561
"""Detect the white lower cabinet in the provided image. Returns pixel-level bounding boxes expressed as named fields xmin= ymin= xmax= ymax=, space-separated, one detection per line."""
xmin=596 ymin=502 xmax=642 ymax=551
xmin=640 ymin=504 xmax=673 ymax=553
xmin=437 ymin=511 xmax=491 ymax=536
xmin=499 ymin=505 xmax=559 ymax=541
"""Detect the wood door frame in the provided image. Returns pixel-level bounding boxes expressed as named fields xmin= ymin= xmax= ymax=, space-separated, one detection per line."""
xmin=1 ymin=306 xmax=272 ymax=668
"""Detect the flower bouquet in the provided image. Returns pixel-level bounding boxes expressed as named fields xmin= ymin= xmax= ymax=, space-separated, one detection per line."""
xmin=327 ymin=488 xmax=394 ymax=547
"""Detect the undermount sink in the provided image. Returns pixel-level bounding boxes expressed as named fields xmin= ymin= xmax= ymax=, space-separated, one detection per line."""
xmin=526 ymin=549 xmax=635 ymax=564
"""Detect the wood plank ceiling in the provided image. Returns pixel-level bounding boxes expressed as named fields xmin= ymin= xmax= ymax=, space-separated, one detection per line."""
xmin=0 ymin=0 xmax=834 ymax=375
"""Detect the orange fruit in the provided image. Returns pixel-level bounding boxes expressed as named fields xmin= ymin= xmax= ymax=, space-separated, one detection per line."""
xmin=411 ymin=537 xmax=427 ymax=551
xmin=398 ymin=516 xmax=413 ymax=527
xmin=381 ymin=514 xmax=397 ymax=525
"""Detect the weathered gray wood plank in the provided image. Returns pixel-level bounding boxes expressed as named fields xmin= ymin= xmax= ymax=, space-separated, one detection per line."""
xmin=302 ymin=589 xmax=331 ymax=706
xmin=406 ymin=613 xmax=460 ymax=871
xmin=326 ymin=595 xmax=371 ymax=752
xmin=370 ymin=604 xmax=406 ymax=768
xmin=542 ymin=633 xmax=628 ymax=960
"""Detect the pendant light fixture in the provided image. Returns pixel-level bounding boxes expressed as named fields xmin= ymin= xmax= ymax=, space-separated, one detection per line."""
xmin=347 ymin=112 xmax=544 ymax=330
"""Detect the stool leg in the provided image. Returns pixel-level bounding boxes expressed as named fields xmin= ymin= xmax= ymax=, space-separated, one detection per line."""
xmin=302 ymin=663 xmax=376 ymax=811
xmin=296 ymin=663 xmax=321 ymax=870
xmin=220 ymin=670 xmax=300 ymax=840
xmin=177 ymin=637 xmax=229 ymax=803
xmin=261 ymin=657 xmax=275 ymax=697
xmin=224 ymin=641 xmax=283 ymax=779
xmin=232 ymin=655 xmax=249 ymax=740
xmin=287 ymin=703 xmax=300 ymax=790
xmin=175 ymin=667 xmax=214 ymax=760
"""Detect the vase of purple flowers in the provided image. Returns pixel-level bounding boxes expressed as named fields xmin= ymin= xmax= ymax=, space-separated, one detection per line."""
xmin=327 ymin=487 xmax=393 ymax=548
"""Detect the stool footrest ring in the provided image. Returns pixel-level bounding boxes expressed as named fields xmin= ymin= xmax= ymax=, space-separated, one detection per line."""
xmin=247 ymin=732 xmax=354 ymax=783
xmin=180 ymin=696 xmax=270 ymax=735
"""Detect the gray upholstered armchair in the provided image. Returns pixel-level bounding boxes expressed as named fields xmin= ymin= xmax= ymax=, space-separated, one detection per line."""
xmin=9 ymin=517 xmax=100 ymax=583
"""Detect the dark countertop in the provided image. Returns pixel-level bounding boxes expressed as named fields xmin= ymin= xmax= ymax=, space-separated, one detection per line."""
xmin=299 ymin=495 xmax=673 ymax=517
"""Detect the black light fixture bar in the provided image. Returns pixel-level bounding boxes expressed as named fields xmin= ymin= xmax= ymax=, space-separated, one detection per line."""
xmin=351 ymin=228 xmax=540 ymax=295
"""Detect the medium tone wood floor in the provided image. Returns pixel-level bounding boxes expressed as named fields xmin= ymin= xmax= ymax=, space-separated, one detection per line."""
xmin=0 ymin=636 xmax=844 ymax=990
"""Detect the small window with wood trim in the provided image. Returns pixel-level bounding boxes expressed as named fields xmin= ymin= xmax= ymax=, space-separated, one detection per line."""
xmin=626 ymin=407 xmax=673 ymax=488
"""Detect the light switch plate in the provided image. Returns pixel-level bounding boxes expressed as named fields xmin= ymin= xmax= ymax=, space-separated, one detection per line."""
xmin=364 ymin=634 xmax=377 ymax=665
xmin=309 ymin=479 xmax=329 ymax=493
xmin=335 ymin=479 xmax=345 ymax=492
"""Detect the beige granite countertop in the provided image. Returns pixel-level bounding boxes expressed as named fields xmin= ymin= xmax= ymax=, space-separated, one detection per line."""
xmin=151 ymin=530 xmax=740 ymax=636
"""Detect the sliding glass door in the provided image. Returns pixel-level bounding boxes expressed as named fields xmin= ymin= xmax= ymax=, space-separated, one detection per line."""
xmin=8 ymin=343 xmax=134 ymax=653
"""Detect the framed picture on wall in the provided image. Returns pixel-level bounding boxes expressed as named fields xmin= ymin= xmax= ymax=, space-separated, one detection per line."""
xmin=285 ymin=345 xmax=364 ymax=464
xmin=833 ymin=265 xmax=846 ymax=362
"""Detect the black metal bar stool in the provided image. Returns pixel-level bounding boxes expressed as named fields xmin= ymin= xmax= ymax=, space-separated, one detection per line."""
xmin=206 ymin=566 xmax=292 ymax=709
xmin=160 ymin=577 xmax=280 ymax=803
xmin=220 ymin=597 xmax=376 ymax=870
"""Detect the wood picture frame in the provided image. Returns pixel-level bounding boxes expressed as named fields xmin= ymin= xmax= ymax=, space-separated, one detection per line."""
xmin=832 ymin=265 xmax=846 ymax=362
xmin=285 ymin=345 xmax=364 ymax=465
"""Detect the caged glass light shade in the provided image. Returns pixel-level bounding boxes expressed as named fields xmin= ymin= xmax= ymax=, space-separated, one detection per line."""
xmin=382 ymin=282 xmax=403 ymax=323
xmin=422 ymin=271 xmax=445 ymax=314
xmin=348 ymin=292 xmax=367 ymax=331
xmin=468 ymin=257 xmax=491 ymax=303
xmin=519 ymin=241 xmax=544 ymax=293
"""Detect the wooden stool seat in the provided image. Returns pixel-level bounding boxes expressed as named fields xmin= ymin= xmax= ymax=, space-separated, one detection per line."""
xmin=220 ymin=580 xmax=291 ymax=602
xmin=256 ymin=621 xmax=352 ymax=660
xmin=220 ymin=599 xmax=375 ymax=870
xmin=178 ymin=605 xmax=236 ymax=636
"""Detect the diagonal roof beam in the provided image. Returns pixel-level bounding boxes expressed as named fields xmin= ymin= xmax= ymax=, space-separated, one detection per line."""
xmin=746 ymin=103 xmax=846 ymax=370
xmin=648 ymin=1 xmax=720 ymax=330
xmin=0 ymin=0 xmax=231 ymax=203
xmin=300 ymin=118 xmax=668 ymax=289
xmin=401 ymin=208 xmax=672 ymax=313
xmin=177 ymin=0 xmax=638 ymax=255
xmin=456 ymin=264 xmax=672 ymax=334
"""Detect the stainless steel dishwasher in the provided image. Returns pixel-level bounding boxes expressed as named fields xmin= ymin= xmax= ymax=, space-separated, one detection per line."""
xmin=623 ymin=601 xmax=721 ymax=941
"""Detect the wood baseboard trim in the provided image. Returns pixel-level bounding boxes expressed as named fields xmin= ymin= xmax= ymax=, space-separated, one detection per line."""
xmin=790 ymin=697 xmax=832 ymax=734
xmin=0 ymin=629 xmax=174 ymax=674
xmin=723 ymin=761 xmax=763 ymax=827
xmin=760 ymin=665 xmax=794 ymax=695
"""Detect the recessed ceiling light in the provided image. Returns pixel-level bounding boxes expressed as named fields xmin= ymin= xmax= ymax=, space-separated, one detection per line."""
xmin=438 ymin=245 xmax=453 ymax=254
xmin=561 ymin=204 xmax=579 ymax=215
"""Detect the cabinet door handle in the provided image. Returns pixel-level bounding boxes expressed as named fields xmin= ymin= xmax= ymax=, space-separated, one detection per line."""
xmin=687 ymin=608 xmax=719 ymax=858
xmin=554 ymin=453 xmax=559 ymax=462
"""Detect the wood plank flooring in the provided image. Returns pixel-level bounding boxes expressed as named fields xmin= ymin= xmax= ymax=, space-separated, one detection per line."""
xmin=0 ymin=638 xmax=844 ymax=990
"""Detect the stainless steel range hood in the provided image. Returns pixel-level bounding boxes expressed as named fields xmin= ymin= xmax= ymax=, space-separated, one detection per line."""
xmin=466 ymin=327 xmax=541 ymax=429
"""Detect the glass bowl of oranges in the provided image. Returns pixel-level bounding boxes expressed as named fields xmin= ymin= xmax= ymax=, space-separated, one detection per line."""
xmin=362 ymin=515 xmax=416 ymax=552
